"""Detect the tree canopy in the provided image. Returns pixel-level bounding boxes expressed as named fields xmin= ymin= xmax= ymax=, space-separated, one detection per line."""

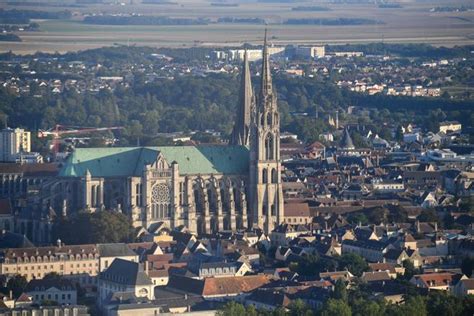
xmin=51 ymin=210 xmax=134 ymax=245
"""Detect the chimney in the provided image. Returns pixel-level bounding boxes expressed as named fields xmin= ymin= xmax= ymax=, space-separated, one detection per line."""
xmin=9 ymin=290 xmax=12 ymax=300
xmin=144 ymin=261 xmax=149 ymax=275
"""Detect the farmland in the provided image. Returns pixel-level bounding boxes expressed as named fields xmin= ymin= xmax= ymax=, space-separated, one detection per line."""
xmin=0 ymin=0 xmax=473 ymax=54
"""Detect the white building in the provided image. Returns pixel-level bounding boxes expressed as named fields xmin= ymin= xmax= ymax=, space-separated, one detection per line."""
xmin=98 ymin=259 xmax=154 ymax=306
xmin=0 ymin=128 xmax=31 ymax=162
xmin=295 ymin=46 xmax=325 ymax=59
xmin=25 ymin=278 xmax=77 ymax=305
xmin=439 ymin=121 xmax=462 ymax=134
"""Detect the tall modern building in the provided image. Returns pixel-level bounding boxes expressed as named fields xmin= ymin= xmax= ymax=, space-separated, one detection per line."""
xmin=40 ymin=32 xmax=284 ymax=237
xmin=0 ymin=128 xmax=31 ymax=162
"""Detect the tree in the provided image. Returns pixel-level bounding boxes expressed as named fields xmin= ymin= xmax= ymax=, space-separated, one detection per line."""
xmin=461 ymin=257 xmax=474 ymax=277
xmin=347 ymin=213 xmax=368 ymax=226
xmin=388 ymin=205 xmax=408 ymax=223
xmin=288 ymin=299 xmax=313 ymax=316
xmin=402 ymin=296 xmax=427 ymax=316
xmin=427 ymin=292 xmax=462 ymax=316
xmin=52 ymin=211 xmax=134 ymax=245
xmin=321 ymin=299 xmax=352 ymax=316
xmin=245 ymin=305 xmax=259 ymax=316
xmin=417 ymin=209 xmax=439 ymax=224
xmin=402 ymin=259 xmax=417 ymax=280
xmin=332 ymin=279 xmax=348 ymax=302
xmin=365 ymin=207 xmax=388 ymax=225
xmin=216 ymin=301 xmax=246 ymax=316
xmin=352 ymin=298 xmax=385 ymax=316
xmin=395 ymin=125 xmax=404 ymax=142
xmin=7 ymin=275 xmax=27 ymax=298
xmin=338 ymin=253 xmax=368 ymax=277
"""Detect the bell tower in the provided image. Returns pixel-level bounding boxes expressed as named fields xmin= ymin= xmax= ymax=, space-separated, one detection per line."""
xmin=249 ymin=30 xmax=284 ymax=234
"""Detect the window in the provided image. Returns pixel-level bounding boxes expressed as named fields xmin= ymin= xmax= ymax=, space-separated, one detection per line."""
xmin=135 ymin=183 xmax=142 ymax=206
xmin=179 ymin=182 xmax=185 ymax=206
xmin=271 ymin=168 xmax=277 ymax=183
xmin=265 ymin=134 xmax=274 ymax=160
xmin=267 ymin=112 xmax=273 ymax=126
xmin=262 ymin=169 xmax=268 ymax=184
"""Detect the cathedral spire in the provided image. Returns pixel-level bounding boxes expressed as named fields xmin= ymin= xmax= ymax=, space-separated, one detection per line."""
xmin=260 ymin=28 xmax=273 ymax=98
xmin=230 ymin=49 xmax=253 ymax=147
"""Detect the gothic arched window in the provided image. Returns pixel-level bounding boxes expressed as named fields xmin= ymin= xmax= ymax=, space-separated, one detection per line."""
xmin=262 ymin=169 xmax=268 ymax=184
xmin=265 ymin=134 xmax=274 ymax=160
xmin=267 ymin=112 xmax=273 ymax=126
xmin=271 ymin=168 xmax=278 ymax=183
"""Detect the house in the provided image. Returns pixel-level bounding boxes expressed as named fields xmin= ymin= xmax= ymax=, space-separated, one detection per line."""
xmin=452 ymin=278 xmax=474 ymax=296
xmin=314 ymin=239 xmax=341 ymax=257
xmin=97 ymin=243 xmax=139 ymax=272
xmin=147 ymin=269 xmax=169 ymax=286
xmin=246 ymin=288 xmax=292 ymax=310
xmin=167 ymin=274 xmax=273 ymax=300
xmin=283 ymin=202 xmax=312 ymax=225
xmin=410 ymin=272 xmax=465 ymax=291
xmin=420 ymin=191 xmax=438 ymax=208
xmin=400 ymin=234 xmax=417 ymax=251
xmin=13 ymin=293 xmax=33 ymax=308
xmin=275 ymin=247 xmax=293 ymax=261
xmin=360 ymin=271 xmax=392 ymax=283
xmin=193 ymin=261 xmax=251 ymax=279
xmin=0 ymin=293 xmax=14 ymax=309
xmin=368 ymin=262 xmax=404 ymax=278
xmin=25 ymin=278 xmax=77 ymax=305
xmin=342 ymin=239 xmax=392 ymax=262
xmin=270 ymin=224 xmax=310 ymax=246
xmin=319 ymin=271 xmax=354 ymax=282
xmin=98 ymin=259 xmax=154 ymax=306
xmin=383 ymin=249 xmax=410 ymax=265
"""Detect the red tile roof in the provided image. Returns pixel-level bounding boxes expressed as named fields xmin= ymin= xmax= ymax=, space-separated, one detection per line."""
xmin=284 ymin=202 xmax=310 ymax=217
xmin=202 ymin=275 xmax=272 ymax=296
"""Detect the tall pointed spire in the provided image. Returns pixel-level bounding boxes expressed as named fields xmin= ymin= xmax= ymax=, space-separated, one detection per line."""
xmin=249 ymin=29 xmax=284 ymax=234
xmin=260 ymin=28 xmax=273 ymax=98
xmin=230 ymin=50 xmax=253 ymax=147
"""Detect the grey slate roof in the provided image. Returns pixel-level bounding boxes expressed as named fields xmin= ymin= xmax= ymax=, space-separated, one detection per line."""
xmin=97 ymin=243 xmax=136 ymax=257
xmin=100 ymin=258 xmax=152 ymax=286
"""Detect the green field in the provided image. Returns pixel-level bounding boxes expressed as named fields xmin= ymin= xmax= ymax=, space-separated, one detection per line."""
xmin=1 ymin=0 xmax=474 ymax=54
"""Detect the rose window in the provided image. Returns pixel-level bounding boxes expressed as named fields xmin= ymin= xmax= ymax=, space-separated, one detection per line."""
xmin=152 ymin=183 xmax=170 ymax=203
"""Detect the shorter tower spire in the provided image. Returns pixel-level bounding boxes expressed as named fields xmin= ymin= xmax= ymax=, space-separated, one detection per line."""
xmin=260 ymin=28 xmax=273 ymax=98
xmin=230 ymin=49 xmax=253 ymax=147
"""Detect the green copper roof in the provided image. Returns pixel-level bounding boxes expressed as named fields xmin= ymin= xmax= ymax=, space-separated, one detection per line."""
xmin=59 ymin=145 xmax=249 ymax=177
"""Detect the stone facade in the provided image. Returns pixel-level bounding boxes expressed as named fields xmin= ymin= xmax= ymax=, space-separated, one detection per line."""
xmin=7 ymin=32 xmax=284 ymax=240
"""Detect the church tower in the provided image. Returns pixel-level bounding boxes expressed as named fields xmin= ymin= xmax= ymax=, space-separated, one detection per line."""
xmin=249 ymin=30 xmax=284 ymax=234
xmin=230 ymin=50 xmax=254 ymax=147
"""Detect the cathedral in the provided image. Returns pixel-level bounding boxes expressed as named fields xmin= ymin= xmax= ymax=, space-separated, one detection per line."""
xmin=50 ymin=32 xmax=284 ymax=235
